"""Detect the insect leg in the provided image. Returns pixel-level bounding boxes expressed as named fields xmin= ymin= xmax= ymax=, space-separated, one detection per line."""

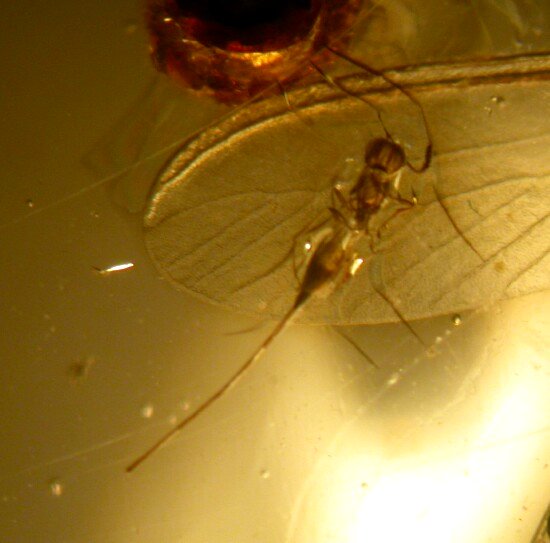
xmin=368 ymin=257 xmax=427 ymax=348
xmin=372 ymin=205 xmax=414 ymax=245
xmin=433 ymin=183 xmax=485 ymax=261
xmin=332 ymin=185 xmax=356 ymax=215
xmin=327 ymin=46 xmax=485 ymax=260
xmin=330 ymin=326 xmax=379 ymax=369
xmin=328 ymin=206 xmax=355 ymax=231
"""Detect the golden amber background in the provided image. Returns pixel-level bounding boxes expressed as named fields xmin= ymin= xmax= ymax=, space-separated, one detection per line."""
xmin=0 ymin=1 xmax=549 ymax=542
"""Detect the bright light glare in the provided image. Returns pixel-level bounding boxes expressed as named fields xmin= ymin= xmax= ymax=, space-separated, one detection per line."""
xmin=96 ymin=262 xmax=134 ymax=275
xmin=349 ymin=257 xmax=364 ymax=276
xmin=288 ymin=302 xmax=549 ymax=543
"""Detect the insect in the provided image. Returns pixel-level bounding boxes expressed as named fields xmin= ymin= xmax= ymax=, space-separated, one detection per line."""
xmin=126 ymin=75 xmax=433 ymax=471
xmin=146 ymin=0 xmax=363 ymax=104
xmin=121 ymin=6 xmax=550 ymax=473
xmin=134 ymin=1 xmax=479 ymax=264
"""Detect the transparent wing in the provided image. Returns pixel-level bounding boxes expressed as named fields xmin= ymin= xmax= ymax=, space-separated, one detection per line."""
xmin=144 ymin=54 xmax=550 ymax=324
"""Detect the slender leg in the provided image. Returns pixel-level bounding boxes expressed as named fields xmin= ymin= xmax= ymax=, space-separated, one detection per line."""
xmin=368 ymin=258 xmax=427 ymax=347
xmin=328 ymin=206 xmax=355 ymax=230
xmin=373 ymin=204 xmax=414 ymax=244
xmin=432 ymin=181 xmax=485 ymax=261
xmin=332 ymin=185 xmax=354 ymax=213
xmin=331 ymin=326 xmax=379 ymax=369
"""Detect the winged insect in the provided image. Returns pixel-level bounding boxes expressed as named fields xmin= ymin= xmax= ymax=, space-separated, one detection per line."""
xmin=126 ymin=73 xmax=433 ymax=471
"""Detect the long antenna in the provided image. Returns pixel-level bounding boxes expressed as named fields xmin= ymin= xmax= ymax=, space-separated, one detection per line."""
xmin=325 ymin=44 xmax=432 ymax=173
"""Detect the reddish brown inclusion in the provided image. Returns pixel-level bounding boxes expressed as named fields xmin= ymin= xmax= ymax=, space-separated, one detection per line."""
xmin=146 ymin=0 xmax=361 ymax=104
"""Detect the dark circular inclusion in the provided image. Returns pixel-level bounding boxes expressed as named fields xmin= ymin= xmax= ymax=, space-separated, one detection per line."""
xmin=175 ymin=0 xmax=313 ymax=29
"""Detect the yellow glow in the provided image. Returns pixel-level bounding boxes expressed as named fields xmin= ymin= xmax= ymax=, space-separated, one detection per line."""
xmin=246 ymin=51 xmax=282 ymax=68
xmin=287 ymin=304 xmax=549 ymax=542
xmin=308 ymin=430 xmax=541 ymax=543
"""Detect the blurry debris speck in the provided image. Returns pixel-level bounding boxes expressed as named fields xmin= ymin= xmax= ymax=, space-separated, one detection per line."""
xmin=124 ymin=21 xmax=138 ymax=35
xmin=67 ymin=356 xmax=96 ymax=383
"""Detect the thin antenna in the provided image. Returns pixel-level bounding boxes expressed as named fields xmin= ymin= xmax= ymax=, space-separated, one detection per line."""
xmin=325 ymin=44 xmax=432 ymax=172
xmin=309 ymin=59 xmax=390 ymax=140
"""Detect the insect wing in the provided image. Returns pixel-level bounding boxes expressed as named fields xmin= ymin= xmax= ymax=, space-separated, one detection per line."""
xmin=144 ymin=55 xmax=550 ymax=325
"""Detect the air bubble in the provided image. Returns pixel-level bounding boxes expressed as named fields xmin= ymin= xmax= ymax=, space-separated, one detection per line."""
xmin=387 ymin=372 xmax=400 ymax=386
xmin=141 ymin=403 xmax=154 ymax=419
xmin=452 ymin=314 xmax=462 ymax=326
xmin=49 ymin=479 xmax=64 ymax=497
xmin=25 ymin=199 xmax=35 ymax=208
xmin=260 ymin=469 xmax=271 ymax=479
